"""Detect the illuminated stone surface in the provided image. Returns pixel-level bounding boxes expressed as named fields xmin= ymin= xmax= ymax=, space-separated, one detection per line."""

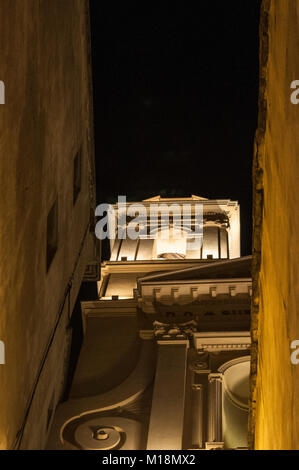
xmin=250 ymin=0 xmax=299 ymax=450
xmin=47 ymin=197 xmax=252 ymax=450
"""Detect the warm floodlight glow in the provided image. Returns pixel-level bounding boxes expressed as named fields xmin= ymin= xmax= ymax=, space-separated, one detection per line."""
xmin=155 ymin=227 xmax=188 ymax=259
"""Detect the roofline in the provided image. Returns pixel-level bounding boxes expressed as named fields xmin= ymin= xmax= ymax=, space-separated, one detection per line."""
xmin=137 ymin=255 xmax=252 ymax=283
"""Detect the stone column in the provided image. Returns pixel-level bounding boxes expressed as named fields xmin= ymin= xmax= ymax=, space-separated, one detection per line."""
xmin=146 ymin=341 xmax=188 ymax=450
xmin=207 ymin=373 xmax=223 ymax=447
xmin=190 ymin=383 xmax=204 ymax=448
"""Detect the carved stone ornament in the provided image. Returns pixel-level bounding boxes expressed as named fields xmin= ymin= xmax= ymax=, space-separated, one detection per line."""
xmin=153 ymin=319 xmax=198 ymax=341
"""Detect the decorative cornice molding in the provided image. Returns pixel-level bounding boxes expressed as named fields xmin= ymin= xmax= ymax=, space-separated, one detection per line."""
xmin=194 ymin=332 xmax=251 ymax=352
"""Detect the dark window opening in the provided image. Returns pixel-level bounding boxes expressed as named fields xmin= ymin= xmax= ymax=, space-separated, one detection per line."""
xmin=73 ymin=148 xmax=82 ymax=205
xmin=46 ymin=198 xmax=58 ymax=272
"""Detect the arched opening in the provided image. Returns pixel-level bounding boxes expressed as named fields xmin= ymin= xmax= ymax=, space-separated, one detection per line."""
xmin=218 ymin=356 xmax=250 ymax=449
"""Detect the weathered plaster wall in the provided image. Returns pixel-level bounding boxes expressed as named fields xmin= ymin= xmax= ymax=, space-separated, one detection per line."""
xmin=0 ymin=0 xmax=96 ymax=449
xmin=250 ymin=0 xmax=299 ymax=450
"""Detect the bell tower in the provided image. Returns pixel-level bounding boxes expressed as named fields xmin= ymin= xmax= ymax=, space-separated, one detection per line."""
xmin=107 ymin=195 xmax=240 ymax=263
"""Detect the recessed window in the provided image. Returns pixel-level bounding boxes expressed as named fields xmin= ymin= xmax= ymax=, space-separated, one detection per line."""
xmin=46 ymin=198 xmax=58 ymax=272
xmin=73 ymin=148 xmax=82 ymax=204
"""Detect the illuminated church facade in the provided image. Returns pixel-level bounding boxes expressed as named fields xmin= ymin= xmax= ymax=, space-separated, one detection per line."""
xmin=47 ymin=195 xmax=251 ymax=450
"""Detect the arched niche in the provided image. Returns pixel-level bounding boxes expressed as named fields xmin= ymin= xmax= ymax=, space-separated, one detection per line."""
xmin=218 ymin=356 xmax=250 ymax=449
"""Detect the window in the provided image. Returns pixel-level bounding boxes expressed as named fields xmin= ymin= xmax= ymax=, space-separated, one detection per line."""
xmin=46 ymin=198 xmax=58 ymax=272
xmin=73 ymin=148 xmax=82 ymax=204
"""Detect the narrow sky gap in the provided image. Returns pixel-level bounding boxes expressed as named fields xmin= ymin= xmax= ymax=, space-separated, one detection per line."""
xmin=90 ymin=1 xmax=261 ymax=257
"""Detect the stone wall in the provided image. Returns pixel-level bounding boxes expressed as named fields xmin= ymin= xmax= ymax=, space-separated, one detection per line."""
xmin=0 ymin=0 xmax=96 ymax=449
xmin=250 ymin=0 xmax=299 ymax=450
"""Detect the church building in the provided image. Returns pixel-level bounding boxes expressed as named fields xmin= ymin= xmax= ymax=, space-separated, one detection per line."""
xmin=47 ymin=195 xmax=252 ymax=450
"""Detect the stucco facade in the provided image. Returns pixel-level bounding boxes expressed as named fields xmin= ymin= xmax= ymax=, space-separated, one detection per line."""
xmin=249 ymin=0 xmax=299 ymax=450
xmin=0 ymin=0 xmax=97 ymax=449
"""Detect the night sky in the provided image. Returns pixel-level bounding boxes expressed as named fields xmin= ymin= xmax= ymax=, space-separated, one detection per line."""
xmin=89 ymin=1 xmax=261 ymax=256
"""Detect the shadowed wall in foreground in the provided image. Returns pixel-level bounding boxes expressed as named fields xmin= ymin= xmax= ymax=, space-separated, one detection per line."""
xmin=250 ymin=0 xmax=299 ymax=450
xmin=0 ymin=0 xmax=96 ymax=449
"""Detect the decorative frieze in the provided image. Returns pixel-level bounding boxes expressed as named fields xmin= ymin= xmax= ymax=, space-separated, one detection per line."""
xmin=194 ymin=331 xmax=251 ymax=352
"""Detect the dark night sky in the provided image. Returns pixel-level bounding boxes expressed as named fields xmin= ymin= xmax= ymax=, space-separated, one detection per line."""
xmin=89 ymin=1 xmax=261 ymax=256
